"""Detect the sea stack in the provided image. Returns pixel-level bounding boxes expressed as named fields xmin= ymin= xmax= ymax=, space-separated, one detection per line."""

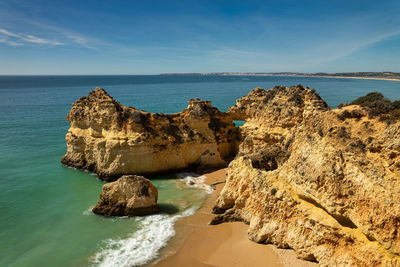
xmin=92 ymin=175 xmax=158 ymax=216
xmin=61 ymin=88 xmax=239 ymax=181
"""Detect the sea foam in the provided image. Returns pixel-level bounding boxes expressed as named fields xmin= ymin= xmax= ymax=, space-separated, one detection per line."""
xmin=91 ymin=208 xmax=196 ymax=267
xmin=91 ymin=172 xmax=212 ymax=266
xmin=175 ymin=172 xmax=214 ymax=194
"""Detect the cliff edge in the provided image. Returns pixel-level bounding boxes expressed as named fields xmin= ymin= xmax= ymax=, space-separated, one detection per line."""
xmin=213 ymin=87 xmax=400 ymax=266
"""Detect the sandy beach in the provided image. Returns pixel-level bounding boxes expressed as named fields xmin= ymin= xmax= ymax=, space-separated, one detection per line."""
xmin=153 ymin=169 xmax=318 ymax=267
xmin=308 ymin=75 xmax=400 ymax=82
xmin=193 ymin=73 xmax=400 ymax=82
xmin=262 ymin=74 xmax=400 ymax=82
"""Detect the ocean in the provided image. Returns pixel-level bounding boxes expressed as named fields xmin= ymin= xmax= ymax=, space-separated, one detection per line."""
xmin=0 ymin=75 xmax=399 ymax=267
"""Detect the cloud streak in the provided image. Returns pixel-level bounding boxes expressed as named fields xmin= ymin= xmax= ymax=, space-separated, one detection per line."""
xmin=66 ymin=34 xmax=97 ymax=49
xmin=305 ymin=29 xmax=400 ymax=67
xmin=0 ymin=36 xmax=22 ymax=47
xmin=0 ymin=28 xmax=64 ymax=46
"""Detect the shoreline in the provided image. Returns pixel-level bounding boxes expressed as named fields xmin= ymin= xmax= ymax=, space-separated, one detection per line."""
xmin=152 ymin=169 xmax=318 ymax=267
xmin=300 ymin=75 xmax=400 ymax=82
xmin=161 ymin=73 xmax=400 ymax=82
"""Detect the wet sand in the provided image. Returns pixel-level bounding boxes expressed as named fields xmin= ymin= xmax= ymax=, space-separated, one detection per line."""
xmin=153 ymin=169 xmax=318 ymax=267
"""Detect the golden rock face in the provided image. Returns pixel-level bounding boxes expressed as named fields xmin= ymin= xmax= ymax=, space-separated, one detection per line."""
xmin=213 ymin=86 xmax=400 ymax=266
xmin=92 ymin=175 xmax=159 ymax=216
xmin=61 ymin=88 xmax=239 ymax=181
xmin=228 ymin=86 xmax=329 ymax=155
xmin=63 ymin=86 xmax=400 ymax=265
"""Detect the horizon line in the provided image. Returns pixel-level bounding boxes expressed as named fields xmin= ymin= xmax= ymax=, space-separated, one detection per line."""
xmin=1 ymin=71 xmax=399 ymax=76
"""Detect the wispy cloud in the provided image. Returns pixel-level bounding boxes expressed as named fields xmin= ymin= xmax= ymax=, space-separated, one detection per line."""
xmin=66 ymin=34 xmax=97 ymax=49
xmin=0 ymin=28 xmax=64 ymax=46
xmin=305 ymin=29 xmax=400 ymax=67
xmin=0 ymin=29 xmax=19 ymax=37
xmin=354 ymin=30 xmax=400 ymax=51
xmin=0 ymin=34 xmax=23 ymax=47
xmin=21 ymin=34 xmax=63 ymax=45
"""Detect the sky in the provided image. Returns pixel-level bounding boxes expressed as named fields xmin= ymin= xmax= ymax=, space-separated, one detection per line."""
xmin=0 ymin=0 xmax=399 ymax=75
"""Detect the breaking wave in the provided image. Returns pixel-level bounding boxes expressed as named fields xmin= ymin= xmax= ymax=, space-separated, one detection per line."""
xmin=92 ymin=207 xmax=197 ymax=267
xmin=175 ymin=172 xmax=214 ymax=193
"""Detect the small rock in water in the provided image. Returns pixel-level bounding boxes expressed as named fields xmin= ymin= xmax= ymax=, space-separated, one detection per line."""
xmin=92 ymin=175 xmax=158 ymax=216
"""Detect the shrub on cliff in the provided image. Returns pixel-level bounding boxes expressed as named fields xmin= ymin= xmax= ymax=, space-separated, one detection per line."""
xmin=350 ymin=92 xmax=388 ymax=106
xmin=338 ymin=92 xmax=400 ymax=122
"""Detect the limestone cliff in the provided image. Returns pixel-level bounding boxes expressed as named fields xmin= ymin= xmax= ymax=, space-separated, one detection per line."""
xmin=229 ymin=86 xmax=328 ymax=154
xmin=61 ymin=88 xmax=239 ymax=181
xmin=62 ymin=85 xmax=400 ymax=265
xmin=213 ymin=87 xmax=400 ymax=266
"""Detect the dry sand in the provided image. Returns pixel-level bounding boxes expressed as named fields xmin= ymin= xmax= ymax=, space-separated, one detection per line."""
xmin=153 ymin=169 xmax=318 ymax=267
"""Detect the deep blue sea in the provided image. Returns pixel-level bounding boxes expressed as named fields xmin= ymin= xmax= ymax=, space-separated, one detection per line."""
xmin=0 ymin=75 xmax=399 ymax=267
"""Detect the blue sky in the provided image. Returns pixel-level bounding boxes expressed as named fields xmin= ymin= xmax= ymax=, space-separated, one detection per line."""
xmin=0 ymin=0 xmax=399 ymax=74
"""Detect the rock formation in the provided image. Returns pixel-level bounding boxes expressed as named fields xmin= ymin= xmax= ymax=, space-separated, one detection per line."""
xmin=229 ymin=85 xmax=329 ymax=155
xmin=92 ymin=175 xmax=158 ymax=216
xmin=213 ymin=86 xmax=400 ymax=266
xmin=63 ymin=85 xmax=400 ymax=265
xmin=61 ymin=88 xmax=239 ymax=181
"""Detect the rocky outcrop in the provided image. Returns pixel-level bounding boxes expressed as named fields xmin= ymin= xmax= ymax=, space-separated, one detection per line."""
xmin=213 ymin=87 xmax=400 ymax=266
xmin=61 ymin=88 xmax=239 ymax=181
xmin=63 ymin=85 xmax=400 ymax=265
xmin=229 ymin=86 xmax=328 ymax=154
xmin=92 ymin=175 xmax=158 ymax=216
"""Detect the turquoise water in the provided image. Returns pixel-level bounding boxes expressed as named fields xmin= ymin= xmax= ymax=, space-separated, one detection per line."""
xmin=0 ymin=75 xmax=399 ymax=266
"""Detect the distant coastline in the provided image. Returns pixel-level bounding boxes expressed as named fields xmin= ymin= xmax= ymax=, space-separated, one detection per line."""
xmin=160 ymin=72 xmax=400 ymax=81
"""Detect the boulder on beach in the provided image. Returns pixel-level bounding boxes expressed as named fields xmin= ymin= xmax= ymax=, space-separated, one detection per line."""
xmin=92 ymin=175 xmax=158 ymax=217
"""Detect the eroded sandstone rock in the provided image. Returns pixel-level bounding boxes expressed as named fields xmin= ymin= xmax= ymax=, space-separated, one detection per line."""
xmin=63 ymin=85 xmax=400 ymax=265
xmin=92 ymin=175 xmax=158 ymax=216
xmin=61 ymin=88 xmax=239 ymax=181
xmin=213 ymin=87 xmax=400 ymax=266
xmin=229 ymin=85 xmax=329 ymax=154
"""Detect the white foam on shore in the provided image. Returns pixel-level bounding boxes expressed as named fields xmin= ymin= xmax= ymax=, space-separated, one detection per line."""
xmin=175 ymin=172 xmax=214 ymax=194
xmin=83 ymin=206 xmax=95 ymax=216
xmin=91 ymin=173 xmax=212 ymax=266
xmin=91 ymin=207 xmax=197 ymax=267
